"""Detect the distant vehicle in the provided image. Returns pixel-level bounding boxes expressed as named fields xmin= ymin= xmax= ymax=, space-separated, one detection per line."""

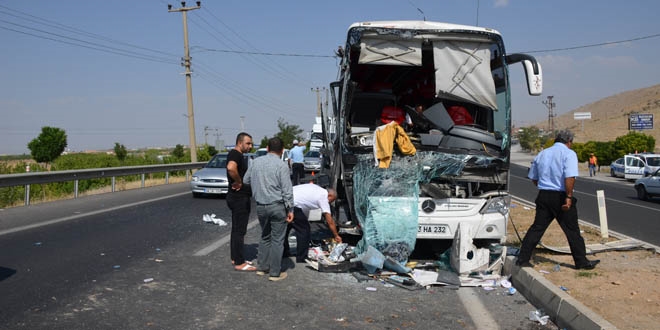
xmin=310 ymin=116 xmax=324 ymax=151
xmin=303 ymin=150 xmax=322 ymax=172
xmin=610 ymin=157 xmax=625 ymax=178
xmin=624 ymin=153 xmax=660 ymax=180
xmin=634 ymin=168 xmax=660 ymax=200
xmin=255 ymin=148 xmax=268 ymax=157
xmin=190 ymin=153 xmax=230 ymax=197
xmin=255 ymin=147 xmax=290 ymax=163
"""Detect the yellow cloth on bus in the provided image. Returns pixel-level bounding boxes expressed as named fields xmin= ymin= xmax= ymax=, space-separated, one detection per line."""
xmin=373 ymin=122 xmax=416 ymax=168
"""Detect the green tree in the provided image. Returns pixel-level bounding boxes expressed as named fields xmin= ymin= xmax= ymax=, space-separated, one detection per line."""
xmin=204 ymin=144 xmax=218 ymax=157
xmin=518 ymin=126 xmax=542 ymax=152
xmin=614 ymin=131 xmax=656 ymax=156
xmin=259 ymin=136 xmax=269 ymax=148
xmin=27 ymin=126 xmax=67 ymax=165
xmin=171 ymin=144 xmax=185 ymax=159
xmin=114 ymin=142 xmax=128 ymax=161
xmin=274 ymin=118 xmax=304 ymax=147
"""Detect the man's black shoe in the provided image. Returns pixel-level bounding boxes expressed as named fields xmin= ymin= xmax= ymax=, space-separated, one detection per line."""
xmin=515 ymin=260 xmax=534 ymax=268
xmin=575 ymin=259 xmax=600 ymax=270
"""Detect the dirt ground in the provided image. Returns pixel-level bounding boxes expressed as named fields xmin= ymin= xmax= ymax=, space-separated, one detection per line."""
xmin=508 ymin=202 xmax=660 ymax=330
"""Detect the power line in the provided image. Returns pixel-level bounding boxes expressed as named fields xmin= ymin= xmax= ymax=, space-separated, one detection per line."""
xmin=0 ymin=24 xmax=178 ymax=65
xmin=517 ymin=33 xmax=660 ymax=54
xmin=0 ymin=5 xmax=179 ymax=58
xmin=191 ymin=46 xmax=335 ymax=58
xmin=196 ymin=7 xmax=318 ymax=86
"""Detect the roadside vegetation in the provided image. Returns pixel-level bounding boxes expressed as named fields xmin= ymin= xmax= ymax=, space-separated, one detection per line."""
xmin=517 ymin=128 xmax=656 ymax=166
xmin=1 ymin=119 xmax=304 ymax=208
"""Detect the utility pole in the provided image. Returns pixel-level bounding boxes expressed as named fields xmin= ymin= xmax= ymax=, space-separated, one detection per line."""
xmin=240 ymin=116 xmax=245 ymax=131
xmin=543 ymin=95 xmax=556 ymax=134
xmin=311 ymin=87 xmax=326 ymax=116
xmin=168 ymin=1 xmax=201 ymax=162
xmin=203 ymin=126 xmax=211 ymax=145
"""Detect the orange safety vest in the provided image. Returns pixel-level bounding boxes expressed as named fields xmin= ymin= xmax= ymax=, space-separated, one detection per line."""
xmin=589 ymin=155 xmax=597 ymax=165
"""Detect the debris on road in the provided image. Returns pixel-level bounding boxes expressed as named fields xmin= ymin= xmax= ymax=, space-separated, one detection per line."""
xmin=202 ymin=213 xmax=227 ymax=226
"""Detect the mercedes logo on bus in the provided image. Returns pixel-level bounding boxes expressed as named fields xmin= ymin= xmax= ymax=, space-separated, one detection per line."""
xmin=421 ymin=199 xmax=436 ymax=213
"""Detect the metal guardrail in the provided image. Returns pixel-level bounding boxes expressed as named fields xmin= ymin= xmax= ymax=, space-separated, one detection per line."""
xmin=0 ymin=162 xmax=206 ymax=205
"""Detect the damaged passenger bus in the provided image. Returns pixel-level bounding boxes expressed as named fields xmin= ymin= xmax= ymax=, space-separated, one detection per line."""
xmin=320 ymin=21 xmax=543 ymax=256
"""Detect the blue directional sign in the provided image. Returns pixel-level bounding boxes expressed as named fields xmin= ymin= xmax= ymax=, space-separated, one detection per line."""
xmin=629 ymin=114 xmax=654 ymax=130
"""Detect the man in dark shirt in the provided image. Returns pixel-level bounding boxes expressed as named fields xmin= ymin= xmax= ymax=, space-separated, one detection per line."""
xmin=227 ymin=132 xmax=256 ymax=271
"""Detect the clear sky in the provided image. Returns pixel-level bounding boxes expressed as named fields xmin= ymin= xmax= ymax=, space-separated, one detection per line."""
xmin=1 ymin=0 xmax=659 ymax=155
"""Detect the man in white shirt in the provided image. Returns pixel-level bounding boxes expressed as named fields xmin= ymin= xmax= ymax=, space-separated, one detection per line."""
xmin=284 ymin=183 xmax=342 ymax=262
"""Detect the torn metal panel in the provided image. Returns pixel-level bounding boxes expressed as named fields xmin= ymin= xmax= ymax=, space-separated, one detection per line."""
xmin=540 ymin=238 xmax=646 ymax=254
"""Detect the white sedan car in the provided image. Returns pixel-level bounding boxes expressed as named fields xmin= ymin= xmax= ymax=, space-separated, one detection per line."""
xmin=634 ymin=169 xmax=660 ymax=201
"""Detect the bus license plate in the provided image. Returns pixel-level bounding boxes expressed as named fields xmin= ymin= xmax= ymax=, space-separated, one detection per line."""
xmin=418 ymin=225 xmax=448 ymax=234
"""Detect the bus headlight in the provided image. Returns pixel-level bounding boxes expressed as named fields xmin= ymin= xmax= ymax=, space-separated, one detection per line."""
xmin=481 ymin=195 xmax=511 ymax=215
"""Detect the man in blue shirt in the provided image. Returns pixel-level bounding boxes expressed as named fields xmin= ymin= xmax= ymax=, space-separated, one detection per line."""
xmin=288 ymin=139 xmax=306 ymax=185
xmin=516 ymin=130 xmax=600 ymax=270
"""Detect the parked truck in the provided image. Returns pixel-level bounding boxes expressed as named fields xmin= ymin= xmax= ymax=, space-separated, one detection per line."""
xmin=309 ymin=117 xmax=324 ymax=151
xmin=320 ymin=21 xmax=543 ymax=253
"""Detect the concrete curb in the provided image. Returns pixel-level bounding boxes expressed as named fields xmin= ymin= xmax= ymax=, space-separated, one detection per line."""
xmin=504 ymin=257 xmax=619 ymax=330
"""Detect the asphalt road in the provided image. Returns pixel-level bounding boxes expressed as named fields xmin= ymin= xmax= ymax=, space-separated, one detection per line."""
xmin=0 ymin=183 xmax=554 ymax=330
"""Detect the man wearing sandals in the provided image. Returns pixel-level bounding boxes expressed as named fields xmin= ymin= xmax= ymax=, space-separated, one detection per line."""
xmin=227 ymin=132 xmax=256 ymax=272
xmin=244 ymin=137 xmax=294 ymax=281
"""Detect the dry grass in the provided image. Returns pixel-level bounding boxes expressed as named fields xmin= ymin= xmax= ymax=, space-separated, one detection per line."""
xmin=508 ymin=201 xmax=660 ymax=330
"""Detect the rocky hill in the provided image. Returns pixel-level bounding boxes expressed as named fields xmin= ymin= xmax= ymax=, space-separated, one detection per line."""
xmin=532 ymin=84 xmax=660 ymax=152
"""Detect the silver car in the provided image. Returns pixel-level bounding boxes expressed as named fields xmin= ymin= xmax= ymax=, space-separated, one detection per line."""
xmin=303 ymin=150 xmax=322 ymax=172
xmin=190 ymin=153 xmax=230 ymax=197
xmin=634 ymin=168 xmax=660 ymax=201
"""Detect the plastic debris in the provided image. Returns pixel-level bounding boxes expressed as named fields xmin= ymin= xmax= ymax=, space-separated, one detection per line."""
xmin=483 ymin=286 xmax=495 ymax=291
xmin=366 ymin=287 xmax=377 ymax=291
xmin=500 ymin=278 xmax=512 ymax=288
xmin=33 ymin=242 xmax=42 ymax=246
xmin=143 ymin=278 xmax=154 ymax=283
xmin=507 ymin=287 xmax=517 ymax=295
xmin=539 ymin=270 xmax=550 ymax=274
xmin=113 ymin=265 xmax=120 ymax=269
xmin=154 ymin=259 xmax=164 ymax=263
xmin=560 ymin=286 xmax=569 ymax=291
xmin=328 ymin=243 xmax=348 ymax=262
xmin=155 ymin=248 xmax=161 ymax=252
xmin=553 ymin=264 xmax=561 ymax=272
xmin=529 ymin=310 xmax=549 ymax=325
xmin=383 ymin=284 xmax=395 ymax=288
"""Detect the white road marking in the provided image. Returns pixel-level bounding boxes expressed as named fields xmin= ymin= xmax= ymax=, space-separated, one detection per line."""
xmin=457 ymin=287 xmax=500 ymax=330
xmin=193 ymin=218 xmax=259 ymax=256
xmin=510 ymin=174 xmax=660 ymax=212
xmin=0 ymin=192 xmax=190 ymax=236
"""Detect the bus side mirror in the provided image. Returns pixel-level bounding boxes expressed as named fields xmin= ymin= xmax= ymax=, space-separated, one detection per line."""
xmin=523 ymin=60 xmax=543 ymax=96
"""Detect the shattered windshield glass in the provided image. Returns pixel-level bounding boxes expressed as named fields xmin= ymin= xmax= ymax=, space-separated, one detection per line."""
xmin=353 ymin=151 xmax=501 ymax=262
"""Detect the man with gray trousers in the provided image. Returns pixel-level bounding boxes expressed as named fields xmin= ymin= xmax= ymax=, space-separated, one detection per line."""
xmin=244 ymin=137 xmax=294 ymax=281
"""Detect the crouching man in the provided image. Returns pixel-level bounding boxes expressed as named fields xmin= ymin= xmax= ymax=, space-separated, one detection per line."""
xmin=284 ymin=183 xmax=342 ymax=263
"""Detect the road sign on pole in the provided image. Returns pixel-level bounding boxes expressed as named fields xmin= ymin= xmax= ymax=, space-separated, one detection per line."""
xmin=629 ymin=113 xmax=654 ymax=130
xmin=573 ymin=112 xmax=591 ymax=132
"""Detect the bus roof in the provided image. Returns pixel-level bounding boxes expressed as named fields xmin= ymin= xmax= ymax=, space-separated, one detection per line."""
xmin=347 ymin=20 xmax=501 ymax=36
